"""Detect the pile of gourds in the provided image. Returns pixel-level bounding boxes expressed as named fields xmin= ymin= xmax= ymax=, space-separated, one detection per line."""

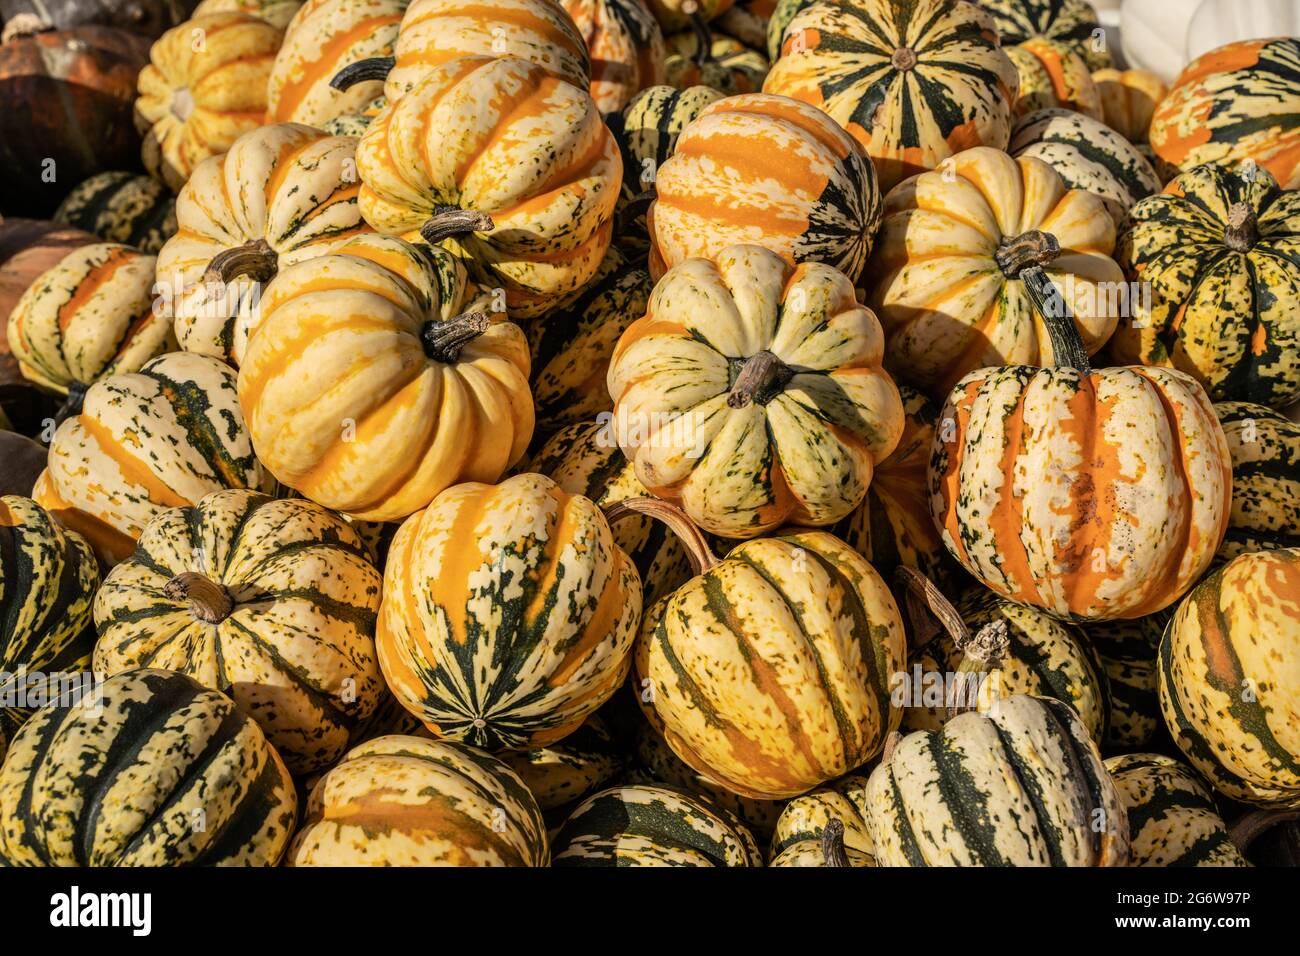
xmin=0 ymin=0 xmax=1297 ymax=868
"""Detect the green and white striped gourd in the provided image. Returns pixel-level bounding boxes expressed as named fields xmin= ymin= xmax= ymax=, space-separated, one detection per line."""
xmin=769 ymin=773 xmax=875 ymax=865
xmin=53 ymin=171 xmax=178 ymax=254
xmin=501 ymin=714 xmax=627 ymax=813
xmin=1215 ymin=402 xmax=1300 ymax=561
xmin=1083 ymin=611 xmax=1169 ymax=751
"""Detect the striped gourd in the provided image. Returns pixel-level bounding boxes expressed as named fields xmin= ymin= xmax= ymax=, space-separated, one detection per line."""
xmin=526 ymin=246 xmax=651 ymax=438
xmin=36 ymin=351 xmax=274 ymax=567
xmin=644 ymin=0 xmax=732 ymax=32
xmin=92 ymin=489 xmax=384 ymax=774
xmin=564 ymin=0 xmax=665 ymax=112
xmin=0 ymin=496 xmax=99 ymax=739
xmin=765 ymin=0 xmax=811 ymax=61
xmin=763 ymin=0 xmax=1019 ymax=192
xmin=377 ymin=473 xmax=642 ymax=750
xmin=155 ymin=123 xmax=368 ymax=365
xmin=978 ymin=0 xmax=1110 ymax=70
xmin=501 ymin=714 xmax=627 ymax=812
xmin=1159 ymin=548 xmax=1300 ymax=808
xmin=0 ymin=669 xmax=296 ymax=866
xmin=1215 ymin=402 xmax=1300 ymax=561
xmin=636 ymin=522 xmax=906 ymax=800
xmin=824 ymin=385 xmax=959 ymax=591
xmin=1092 ymin=68 xmax=1167 ymax=147
xmin=769 ymin=820 xmax=873 ymax=866
xmin=1151 ymin=38 xmax=1300 ymax=189
xmin=356 ymin=56 xmax=621 ymax=318
xmin=1083 ymin=612 xmax=1168 ymax=750
xmin=1114 ymin=162 xmax=1300 ymax=408
xmin=192 ymin=0 xmax=304 ymax=27
xmin=320 ymin=96 xmax=386 ymax=137
xmin=531 ymin=423 xmax=691 ymax=607
xmin=265 ymin=0 xmax=409 ymax=127
xmin=663 ymin=29 xmax=769 ymax=95
xmin=288 ymin=735 xmax=549 ymax=866
xmin=1009 ymin=108 xmax=1161 ymax=228
xmin=868 ymin=147 xmax=1123 ymax=399
xmin=929 ymin=322 xmax=1233 ymax=621
xmin=7 ymin=243 xmax=173 ymax=404
xmin=769 ymin=774 xmax=874 ymax=865
xmin=1105 ymin=753 xmax=1248 ymax=867
xmin=866 ymin=695 xmax=1130 ymax=866
xmin=135 ymin=13 xmax=285 ymax=192
xmin=648 ymin=92 xmax=880 ymax=282
xmin=551 ymin=784 xmax=762 ymax=866
xmin=237 ymin=234 xmax=533 ymax=522
xmin=608 ymin=245 xmax=904 ymax=538
xmin=1006 ymin=38 xmax=1102 ymax=120
xmin=53 ymin=171 xmax=178 ymax=254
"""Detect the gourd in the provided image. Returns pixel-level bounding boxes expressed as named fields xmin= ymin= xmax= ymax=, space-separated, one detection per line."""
xmin=0 ymin=0 xmax=186 ymax=38
xmin=1150 ymin=38 xmax=1300 ymax=190
xmin=551 ymin=784 xmax=762 ymax=866
xmin=376 ymin=472 xmax=642 ymax=750
xmin=1106 ymin=753 xmax=1248 ymax=867
xmin=192 ymin=0 xmax=302 ymax=28
xmin=662 ymin=27 xmax=767 ymax=95
xmin=866 ymin=694 xmax=1129 ymax=866
xmin=769 ymin=818 xmax=873 ymax=866
xmin=929 ymin=292 xmax=1233 ymax=622
xmin=644 ymin=0 xmax=731 ymax=32
xmin=1009 ymin=108 xmax=1161 ymax=228
xmin=607 ymin=244 xmax=904 ymax=538
xmin=0 ymin=496 xmax=99 ymax=739
xmin=1185 ymin=0 xmax=1300 ymax=65
xmin=531 ymin=422 xmax=691 ymax=607
xmin=1114 ymin=162 xmax=1300 ymax=407
xmin=288 ymin=735 xmax=549 ymax=866
xmin=762 ymin=0 xmax=1019 ymax=192
xmin=155 ymin=122 xmax=368 ymax=365
xmin=0 ymin=431 xmax=47 ymax=497
xmin=0 ymin=222 xmax=96 ymax=369
xmin=134 ymin=13 xmax=285 ymax=192
xmin=713 ymin=0 xmax=770 ymax=51
xmin=764 ymin=0 xmax=809 ymax=61
xmin=320 ymin=95 xmax=385 ymax=137
xmin=979 ymin=0 xmax=1110 ymax=70
xmin=264 ymin=0 xmax=408 ymax=127
xmin=92 ymin=489 xmax=385 ymax=774
xmin=237 ymin=233 xmax=533 ymax=522
xmin=1159 ymin=547 xmax=1300 ymax=808
xmin=53 ymin=171 xmax=178 ymax=253
xmin=0 ymin=668 xmax=296 ymax=866
xmin=1092 ymin=68 xmax=1167 ymax=148
xmin=629 ymin=499 xmax=907 ymax=800
xmin=563 ymin=0 xmax=665 ymax=112
xmin=0 ymin=22 xmax=151 ymax=217
xmin=1084 ymin=612 xmax=1168 ymax=750
xmin=867 ymin=147 xmax=1124 ymax=399
xmin=7 ymin=243 xmax=173 ymax=414
xmin=1006 ymin=38 xmax=1102 ymax=120
xmin=1215 ymin=402 xmax=1300 ymax=562
xmin=36 ymin=351 xmax=274 ymax=567
xmin=355 ymin=56 xmax=621 ymax=318
xmin=500 ymin=714 xmax=626 ymax=813
xmin=1119 ymin=0 xmax=1202 ymax=85
xmin=768 ymin=774 xmax=874 ymax=865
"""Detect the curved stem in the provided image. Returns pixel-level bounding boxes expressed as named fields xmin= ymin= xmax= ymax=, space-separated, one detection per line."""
xmin=1224 ymin=202 xmax=1258 ymax=253
xmin=727 ymin=350 xmax=795 ymax=408
xmin=894 ymin=566 xmax=994 ymax=720
xmin=202 ymin=238 xmax=278 ymax=287
xmin=617 ymin=190 xmax=656 ymax=236
xmin=331 ymin=56 xmax=396 ymax=92
xmin=164 ymin=571 xmax=232 ymax=624
xmin=419 ymin=206 xmax=495 ymax=245
xmin=687 ymin=4 xmax=715 ymax=68
xmin=996 ymin=230 xmax=1061 ymax=278
xmin=54 ymin=381 xmax=88 ymax=427
xmin=602 ymin=496 xmax=719 ymax=574
xmin=820 ymin=819 xmax=850 ymax=867
xmin=1228 ymin=809 xmax=1300 ymax=853
xmin=994 ymin=229 xmax=1090 ymax=373
xmin=421 ymin=312 xmax=490 ymax=363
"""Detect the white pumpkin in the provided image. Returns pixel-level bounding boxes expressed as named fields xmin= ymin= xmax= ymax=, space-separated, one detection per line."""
xmin=1185 ymin=0 xmax=1300 ymax=63
xmin=1120 ymin=0 xmax=1202 ymax=84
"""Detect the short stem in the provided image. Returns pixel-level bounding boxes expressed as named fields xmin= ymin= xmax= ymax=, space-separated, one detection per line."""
xmin=54 ymin=381 xmax=88 ymax=426
xmin=727 ymin=350 xmax=795 ymax=408
xmin=602 ymin=496 xmax=719 ymax=574
xmin=891 ymin=46 xmax=918 ymax=71
xmin=957 ymin=620 xmax=1009 ymax=667
xmin=419 ymin=206 xmax=495 ymax=245
xmin=881 ymin=730 xmax=903 ymax=766
xmin=164 ymin=571 xmax=232 ymax=624
xmin=1228 ymin=809 xmax=1300 ymax=853
xmin=421 ymin=311 xmax=490 ymax=363
xmin=1224 ymin=202 xmax=1258 ymax=253
xmin=202 ymin=238 xmax=278 ymax=287
xmin=820 ymin=819 xmax=850 ymax=867
xmin=330 ymin=56 xmax=396 ymax=91
xmin=996 ymin=229 xmax=1061 ymax=278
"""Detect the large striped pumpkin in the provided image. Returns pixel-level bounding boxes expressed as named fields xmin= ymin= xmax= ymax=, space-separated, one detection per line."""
xmin=288 ymin=735 xmax=549 ymax=866
xmin=1216 ymin=402 xmax=1300 ymax=561
xmin=1113 ymin=162 xmax=1300 ymax=408
xmin=762 ymin=0 xmax=1019 ymax=192
xmin=648 ymin=92 xmax=879 ymax=281
xmin=92 ymin=489 xmax=384 ymax=775
xmin=0 ymin=496 xmax=99 ymax=739
xmin=930 ymin=331 xmax=1233 ymax=621
xmin=635 ymin=523 xmax=906 ymax=800
xmin=264 ymin=0 xmax=409 ymax=127
xmin=768 ymin=774 xmax=874 ymax=865
xmin=500 ymin=713 xmax=626 ymax=813
xmin=155 ymin=123 xmax=368 ymax=365
xmin=1084 ymin=612 xmax=1168 ymax=750
xmin=564 ymin=0 xmax=665 ymax=112
xmin=551 ymin=784 xmax=762 ymax=866
xmin=135 ymin=13 xmax=285 ymax=192
xmin=1159 ymin=547 xmax=1300 ymax=808
xmin=377 ymin=473 xmax=642 ymax=751
xmin=53 ymin=171 xmax=178 ymax=254
xmin=1006 ymin=38 xmax=1102 ymax=120
xmin=0 ymin=669 xmax=296 ymax=866
xmin=978 ymin=0 xmax=1109 ymax=70
xmin=866 ymin=694 xmax=1129 ymax=866
xmin=608 ymin=244 xmax=904 ymax=538
xmin=1150 ymin=38 xmax=1300 ymax=189
xmin=356 ymin=56 xmax=621 ymax=318
xmin=237 ymin=234 xmax=533 ymax=522
xmin=867 ymin=147 xmax=1123 ymax=399
xmin=36 ymin=351 xmax=274 ymax=567
xmin=7 ymin=243 xmax=173 ymax=406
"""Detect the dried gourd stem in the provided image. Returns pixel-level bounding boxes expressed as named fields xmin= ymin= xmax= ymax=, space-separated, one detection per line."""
xmin=1227 ymin=809 xmax=1300 ymax=853
xmin=727 ymin=350 xmax=795 ymax=408
xmin=53 ymin=381 xmax=88 ymax=427
xmin=945 ymin=620 xmax=1009 ymax=721
xmin=330 ymin=55 xmax=396 ymax=91
xmin=165 ymin=571 xmax=233 ymax=624
xmin=893 ymin=566 xmax=990 ymax=719
xmin=420 ymin=206 xmax=496 ymax=245
xmin=891 ymin=46 xmax=918 ymax=71
xmin=881 ymin=730 xmax=903 ymax=766
xmin=617 ymin=190 xmax=656 ymax=236
xmin=820 ymin=819 xmax=850 ymax=867
xmin=686 ymin=2 xmax=714 ymax=67
xmin=995 ymin=229 xmax=1090 ymax=374
xmin=421 ymin=311 xmax=491 ymax=363
xmin=203 ymin=238 xmax=278 ymax=286
xmin=603 ymin=496 xmax=719 ymax=574
xmin=1224 ymin=202 xmax=1259 ymax=253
